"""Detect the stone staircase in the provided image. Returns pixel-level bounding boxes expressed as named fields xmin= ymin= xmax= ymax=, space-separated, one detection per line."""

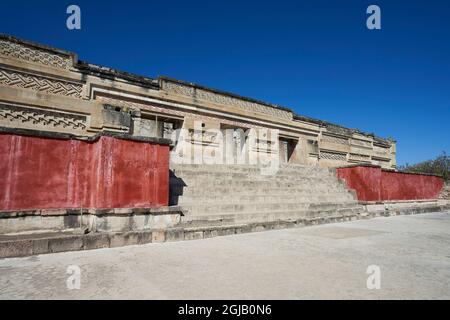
xmin=169 ymin=163 xmax=364 ymax=228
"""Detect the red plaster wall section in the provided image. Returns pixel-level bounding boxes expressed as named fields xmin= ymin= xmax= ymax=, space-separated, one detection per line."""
xmin=336 ymin=166 xmax=444 ymax=201
xmin=0 ymin=133 xmax=169 ymax=211
xmin=336 ymin=166 xmax=381 ymax=201
xmin=380 ymin=171 xmax=444 ymax=201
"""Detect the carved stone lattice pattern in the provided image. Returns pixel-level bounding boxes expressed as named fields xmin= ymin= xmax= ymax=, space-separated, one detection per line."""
xmin=321 ymin=134 xmax=348 ymax=145
xmin=0 ymin=39 xmax=71 ymax=69
xmin=350 ymin=138 xmax=372 ymax=148
xmin=161 ymin=81 xmax=293 ymax=120
xmin=0 ymin=68 xmax=83 ymax=98
xmin=320 ymin=151 xmax=346 ymax=161
xmin=373 ymin=145 xmax=390 ymax=153
xmin=349 ymin=153 xmax=370 ymax=161
xmin=0 ymin=104 xmax=87 ymax=132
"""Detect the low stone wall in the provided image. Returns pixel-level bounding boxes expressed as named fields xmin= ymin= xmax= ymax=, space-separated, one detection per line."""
xmin=0 ymin=131 xmax=170 ymax=211
xmin=0 ymin=207 xmax=183 ymax=234
xmin=336 ymin=165 xmax=444 ymax=201
xmin=1 ymin=199 xmax=448 ymax=258
xmin=439 ymin=182 xmax=450 ymax=200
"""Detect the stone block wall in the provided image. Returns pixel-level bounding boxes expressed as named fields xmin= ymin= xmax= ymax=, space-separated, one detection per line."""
xmin=0 ymin=132 xmax=170 ymax=211
xmin=439 ymin=182 xmax=450 ymax=200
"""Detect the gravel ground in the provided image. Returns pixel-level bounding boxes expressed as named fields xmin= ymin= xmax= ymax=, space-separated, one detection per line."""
xmin=1 ymin=211 xmax=450 ymax=299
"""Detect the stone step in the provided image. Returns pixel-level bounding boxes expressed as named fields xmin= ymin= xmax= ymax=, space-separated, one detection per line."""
xmin=181 ymin=201 xmax=361 ymax=216
xmin=171 ymin=163 xmax=333 ymax=173
xmin=170 ymin=165 xmax=335 ymax=175
xmin=171 ymin=168 xmax=334 ymax=177
xmin=169 ymin=179 xmax=345 ymax=189
xmin=171 ymin=162 xmax=314 ymax=168
xmin=171 ymin=185 xmax=351 ymax=197
xmin=170 ymin=172 xmax=334 ymax=181
xmin=2 ymin=204 xmax=449 ymax=258
xmin=176 ymin=193 xmax=355 ymax=205
xmin=180 ymin=206 xmax=364 ymax=226
xmin=170 ymin=176 xmax=339 ymax=186
xmin=169 ymin=164 xmax=358 ymax=223
xmin=171 ymin=193 xmax=355 ymax=206
xmin=170 ymin=169 xmax=334 ymax=179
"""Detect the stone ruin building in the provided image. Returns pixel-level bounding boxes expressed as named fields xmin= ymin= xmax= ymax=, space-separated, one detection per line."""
xmin=0 ymin=34 xmax=397 ymax=169
xmin=0 ymin=34 xmax=446 ymax=257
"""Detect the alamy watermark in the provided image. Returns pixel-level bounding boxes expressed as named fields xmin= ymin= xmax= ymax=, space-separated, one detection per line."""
xmin=66 ymin=265 xmax=81 ymax=290
xmin=167 ymin=122 xmax=281 ymax=175
xmin=65 ymin=5 xmax=380 ymax=32
xmin=366 ymin=5 xmax=381 ymax=30
xmin=366 ymin=265 xmax=381 ymax=289
xmin=66 ymin=5 xmax=81 ymax=30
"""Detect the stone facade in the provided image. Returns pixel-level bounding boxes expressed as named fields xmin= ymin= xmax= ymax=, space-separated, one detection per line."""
xmin=0 ymin=34 xmax=396 ymax=169
xmin=439 ymin=182 xmax=450 ymax=200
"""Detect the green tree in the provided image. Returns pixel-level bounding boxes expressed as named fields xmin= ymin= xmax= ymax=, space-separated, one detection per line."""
xmin=398 ymin=151 xmax=450 ymax=181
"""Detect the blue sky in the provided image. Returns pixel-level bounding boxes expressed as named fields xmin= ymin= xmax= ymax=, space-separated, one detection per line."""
xmin=1 ymin=0 xmax=449 ymax=165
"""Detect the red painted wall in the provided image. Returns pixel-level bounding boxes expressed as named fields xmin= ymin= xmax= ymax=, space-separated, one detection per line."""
xmin=0 ymin=133 xmax=169 ymax=211
xmin=336 ymin=166 xmax=381 ymax=201
xmin=380 ymin=171 xmax=444 ymax=201
xmin=336 ymin=166 xmax=444 ymax=201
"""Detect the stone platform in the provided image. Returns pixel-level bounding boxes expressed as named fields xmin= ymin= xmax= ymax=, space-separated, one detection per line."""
xmin=0 ymin=206 xmax=183 ymax=235
xmin=1 ymin=199 xmax=448 ymax=258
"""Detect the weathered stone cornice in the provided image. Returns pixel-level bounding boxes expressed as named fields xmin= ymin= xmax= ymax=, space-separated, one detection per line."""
xmin=0 ymin=34 xmax=76 ymax=70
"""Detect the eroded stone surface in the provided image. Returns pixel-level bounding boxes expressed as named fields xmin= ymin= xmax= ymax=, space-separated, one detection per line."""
xmin=1 ymin=212 xmax=449 ymax=299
